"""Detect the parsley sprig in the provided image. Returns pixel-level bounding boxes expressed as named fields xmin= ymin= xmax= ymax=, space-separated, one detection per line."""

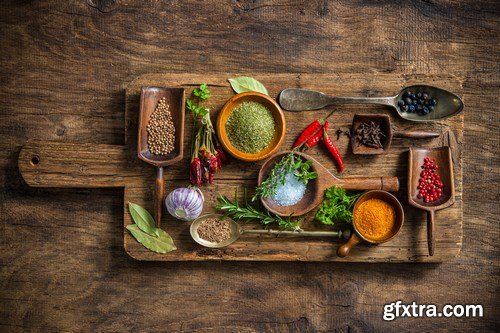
xmin=217 ymin=190 xmax=300 ymax=231
xmin=252 ymin=152 xmax=317 ymax=201
xmin=315 ymin=186 xmax=362 ymax=226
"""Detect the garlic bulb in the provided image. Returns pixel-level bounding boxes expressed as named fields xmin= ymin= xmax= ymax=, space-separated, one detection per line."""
xmin=165 ymin=187 xmax=204 ymax=221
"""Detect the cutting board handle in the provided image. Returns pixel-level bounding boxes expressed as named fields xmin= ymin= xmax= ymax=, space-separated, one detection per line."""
xmin=19 ymin=141 xmax=130 ymax=188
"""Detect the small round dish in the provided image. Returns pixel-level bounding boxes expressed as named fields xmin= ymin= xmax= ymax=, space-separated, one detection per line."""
xmin=190 ymin=214 xmax=239 ymax=248
xmin=217 ymin=92 xmax=286 ymax=162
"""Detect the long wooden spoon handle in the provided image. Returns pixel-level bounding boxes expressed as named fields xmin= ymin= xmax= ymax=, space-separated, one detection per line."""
xmin=393 ymin=130 xmax=441 ymax=139
xmin=427 ymin=210 xmax=435 ymax=256
xmin=154 ymin=167 xmax=165 ymax=228
xmin=335 ymin=176 xmax=399 ymax=192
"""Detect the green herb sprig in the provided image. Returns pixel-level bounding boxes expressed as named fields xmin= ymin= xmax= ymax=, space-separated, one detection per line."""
xmin=217 ymin=190 xmax=300 ymax=231
xmin=253 ymin=152 xmax=317 ymax=201
xmin=315 ymin=186 xmax=362 ymax=226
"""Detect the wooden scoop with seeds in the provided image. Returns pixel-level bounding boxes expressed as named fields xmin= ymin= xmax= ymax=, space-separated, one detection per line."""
xmin=138 ymin=86 xmax=185 ymax=227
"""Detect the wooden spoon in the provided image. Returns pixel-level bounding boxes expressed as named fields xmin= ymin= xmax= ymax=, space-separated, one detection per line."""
xmin=138 ymin=86 xmax=185 ymax=227
xmin=408 ymin=147 xmax=455 ymax=256
xmin=351 ymin=114 xmax=441 ymax=155
xmin=258 ymin=151 xmax=399 ymax=217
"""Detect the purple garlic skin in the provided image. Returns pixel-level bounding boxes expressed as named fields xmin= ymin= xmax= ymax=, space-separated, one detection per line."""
xmin=165 ymin=187 xmax=204 ymax=221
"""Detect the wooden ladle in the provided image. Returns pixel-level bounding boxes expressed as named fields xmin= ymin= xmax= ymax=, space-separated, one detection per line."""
xmin=137 ymin=86 xmax=185 ymax=227
xmin=351 ymin=114 xmax=441 ymax=155
xmin=408 ymin=147 xmax=455 ymax=256
xmin=258 ymin=151 xmax=399 ymax=217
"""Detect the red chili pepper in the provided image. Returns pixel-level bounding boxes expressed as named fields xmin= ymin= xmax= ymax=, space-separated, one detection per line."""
xmin=305 ymin=121 xmax=329 ymax=148
xmin=190 ymin=157 xmax=202 ymax=186
xmin=208 ymin=154 xmax=219 ymax=173
xmin=323 ymin=132 xmax=344 ymax=173
xmin=293 ymin=119 xmax=321 ymax=148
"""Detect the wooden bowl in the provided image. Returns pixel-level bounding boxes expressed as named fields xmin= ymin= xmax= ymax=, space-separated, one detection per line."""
xmin=217 ymin=92 xmax=286 ymax=162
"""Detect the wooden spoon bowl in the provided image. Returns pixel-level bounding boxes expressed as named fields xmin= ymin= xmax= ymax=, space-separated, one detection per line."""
xmin=258 ymin=151 xmax=400 ymax=217
xmin=408 ymin=146 xmax=455 ymax=256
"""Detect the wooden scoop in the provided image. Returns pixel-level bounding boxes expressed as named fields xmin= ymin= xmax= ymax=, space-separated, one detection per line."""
xmin=351 ymin=114 xmax=441 ymax=155
xmin=138 ymin=86 xmax=185 ymax=227
xmin=258 ymin=151 xmax=399 ymax=217
xmin=408 ymin=147 xmax=455 ymax=256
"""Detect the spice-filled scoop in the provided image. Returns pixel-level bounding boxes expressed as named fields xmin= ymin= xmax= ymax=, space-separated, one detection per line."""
xmin=351 ymin=114 xmax=441 ymax=155
xmin=138 ymin=86 xmax=185 ymax=227
xmin=408 ymin=147 xmax=455 ymax=256
xmin=190 ymin=214 xmax=352 ymax=249
xmin=257 ymin=151 xmax=400 ymax=217
xmin=337 ymin=190 xmax=404 ymax=258
xmin=279 ymin=85 xmax=463 ymax=122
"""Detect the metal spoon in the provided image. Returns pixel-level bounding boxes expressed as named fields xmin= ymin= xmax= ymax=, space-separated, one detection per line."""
xmin=279 ymin=85 xmax=464 ymax=122
xmin=190 ymin=214 xmax=351 ymax=249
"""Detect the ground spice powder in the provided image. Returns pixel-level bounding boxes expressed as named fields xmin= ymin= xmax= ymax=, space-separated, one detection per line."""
xmin=354 ymin=198 xmax=396 ymax=241
xmin=197 ymin=217 xmax=232 ymax=243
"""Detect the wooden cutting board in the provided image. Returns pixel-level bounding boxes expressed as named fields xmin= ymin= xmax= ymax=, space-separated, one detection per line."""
xmin=18 ymin=73 xmax=463 ymax=262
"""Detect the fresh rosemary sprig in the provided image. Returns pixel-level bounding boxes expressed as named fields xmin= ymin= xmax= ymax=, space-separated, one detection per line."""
xmin=216 ymin=190 xmax=300 ymax=231
xmin=252 ymin=152 xmax=317 ymax=201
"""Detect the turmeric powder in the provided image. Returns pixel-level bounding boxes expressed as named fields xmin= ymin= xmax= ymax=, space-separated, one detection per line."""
xmin=354 ymin=198 xmax=396 ymax=241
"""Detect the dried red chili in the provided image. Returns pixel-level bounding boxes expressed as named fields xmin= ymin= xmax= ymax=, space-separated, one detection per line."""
xmin=189 ymin=157 xmax=202 ymax=186
xmin=323 ymin=132 xmax=344 ymax=173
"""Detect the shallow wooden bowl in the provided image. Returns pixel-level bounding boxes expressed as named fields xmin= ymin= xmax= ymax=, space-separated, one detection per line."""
xmin=217 ymin=92 xmax=286 ymax=162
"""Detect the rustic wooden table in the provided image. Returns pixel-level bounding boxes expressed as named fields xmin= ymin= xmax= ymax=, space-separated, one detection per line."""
xmin=1 ymin=1 xmax=498 ymax=332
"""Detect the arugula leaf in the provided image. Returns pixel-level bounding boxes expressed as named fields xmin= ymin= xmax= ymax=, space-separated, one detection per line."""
xmin=315 ymin=186 xmax=362 ymax=226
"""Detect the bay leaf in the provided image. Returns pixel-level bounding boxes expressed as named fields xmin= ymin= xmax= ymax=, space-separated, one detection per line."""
xmin=126 ymin=224 xmax=177 ymax=254
xmin=128 ymin=202 xmax=159 ymax=237
xmin=228 ymin=77 xmax=268 ymax=95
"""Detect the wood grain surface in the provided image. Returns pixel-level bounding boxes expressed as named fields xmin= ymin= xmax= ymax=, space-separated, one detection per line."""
xmin=1 ymin=0 xmax=498 ymax=332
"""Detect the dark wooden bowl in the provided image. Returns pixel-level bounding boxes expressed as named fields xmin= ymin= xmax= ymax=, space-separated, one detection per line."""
xmin=408 ymin=146 xmax=455 ymax=256
xmin=217 ymin=92 xmax=286 ymax=162
xmin=351 ymin=114 xmax=392 ymax=155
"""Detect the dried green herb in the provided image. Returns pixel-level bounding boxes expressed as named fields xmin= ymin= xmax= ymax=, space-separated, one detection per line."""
xmin=217 ymin=190 xmax=300 ymax=231
xmin=228 ymin=76 xmax=268 ymax=95
xmin=126 ymin=225 xmax=177 ymax=254
xmin=127 ymin=202 xmax=176 ymax=253
xmin=128 ymin=202 xmax=159 ymax=237
xmin=226 ymin=101 xmax=275 ymax=153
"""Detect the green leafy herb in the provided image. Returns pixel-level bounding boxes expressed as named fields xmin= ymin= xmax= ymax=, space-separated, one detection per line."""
xmin=126 ymin=225 xmax=177 ymax=254
xmin=127 ymin=202 xmax=176 ymax=253
xmin=217 ymin=190 xmax=300 ymax=231
xmin=228 ymin=76 xmax=269 ymax=95
xmin=193 ymin=83 xmax=210 ymax=101
xmin=128 ymin=202 xmax=159 ymax=237
xmin=253 ymin=152 xmax=317 ymax=201
xmin=315 ymin=186 xmax=362 ymax=226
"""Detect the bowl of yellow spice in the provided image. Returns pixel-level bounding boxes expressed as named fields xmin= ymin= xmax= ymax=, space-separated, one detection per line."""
xmin=337 ymin=190 xmax=404 ymax=258
xmin=217 ymin=92 xmax=286 ymax=162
